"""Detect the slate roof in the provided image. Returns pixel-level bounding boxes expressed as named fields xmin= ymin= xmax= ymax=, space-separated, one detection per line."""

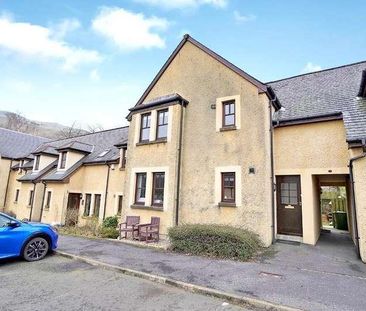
xmin=0 ymin=128 xmax=49 ymax=159
xmin=39 ymin=126 xmax=129 ymax=182
xmin=56 ymin=141 xmax=94 ymax=153
xmin=268 ymin=61 xmax=366 ymax=142
xmin=18 ymin=160 xmax=58 ymax=182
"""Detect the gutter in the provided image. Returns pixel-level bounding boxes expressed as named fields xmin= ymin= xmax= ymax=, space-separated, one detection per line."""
xmin=39 ymin=181 xmax=47 ymax=221
xmin=29 ymin=182 xmax=36 ymax=221
xmin=274 ymin=112 xmax=343 ymax=128
xmin=3 ymin=159 xmax=13 ymax=208
xmin=175 ymin=99 xmax=188 ymax=226
xmin=268 ymin=97 xmax=276 ymax=243
xmin=102 ymin=163 xmax=111 ymax=220
xmin=349 ymin=144 xmax=366 ymax=258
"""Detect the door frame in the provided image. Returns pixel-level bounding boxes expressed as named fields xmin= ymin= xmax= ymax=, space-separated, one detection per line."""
xmin=276 ymin=175 xmax=303 ymax=237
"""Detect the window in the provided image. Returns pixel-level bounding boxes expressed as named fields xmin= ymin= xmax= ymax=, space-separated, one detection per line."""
xmin=152 ymin=172 xmax=165 ymax=206
xmin=84 ymin=194 xmax=92 ymax=216
xmin=34 ymin=155 xmax=40 ymax=170
xmin=121 ymin=148 xmax=127 ymax=169
xmin=15 ymin=189 xmax=20 ymax=202
xmin=0 ymin=214 xmax=10 ymax=227
xmin=45 ymin=191 xmax=52 ymax=209
xmin=156 ymin=109 xmax=168 ymax=140
xmin=221 ymin=172 xmax=235 ymax=203
xmin=280 ymin=183 xmax=298 ymax=205
xmin=135 ymin=173 xmax=147 ymax=204
xmin=140 ymin=113 xmax=151 ymax=142
xmin=28 ymin=190 xmax=34 ymax=206
xmin=117 ymin=195 xmax=123 ymax=215
xmin=223 ymin=100 xmax=235 ymax=127
xmin=59 ymin=152 xmax=67 ymax=169
xmin=98 ymin=149 xmax=110 ymax=158
xmin=94 ymin=194 xmax=101 ymax=217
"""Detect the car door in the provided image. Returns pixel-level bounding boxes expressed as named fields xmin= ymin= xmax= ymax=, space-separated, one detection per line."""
xmin=0 ymin=214 xmax=29 ymax=259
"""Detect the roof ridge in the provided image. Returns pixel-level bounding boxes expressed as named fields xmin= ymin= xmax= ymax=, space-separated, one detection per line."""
xmin=267 ymin=60 xmax=366 ymax=84
xmin=0 ymin=127 xmax=50 ymax=140
xmin=46 ymin=125 xmax=129 ymax=143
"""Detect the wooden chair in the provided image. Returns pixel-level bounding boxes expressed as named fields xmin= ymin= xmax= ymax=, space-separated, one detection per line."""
xmin=137 ymin=217 xmax=160 ymax=243
xmin=119 ymin=216 xmax=140 ymax=240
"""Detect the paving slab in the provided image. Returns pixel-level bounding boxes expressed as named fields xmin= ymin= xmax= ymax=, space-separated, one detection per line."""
xmin=58 ymin=231 xmax=366 ymax=311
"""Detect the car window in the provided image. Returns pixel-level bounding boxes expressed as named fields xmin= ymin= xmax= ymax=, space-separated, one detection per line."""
xmin=0 ymin=215 xmax=10 ymax=227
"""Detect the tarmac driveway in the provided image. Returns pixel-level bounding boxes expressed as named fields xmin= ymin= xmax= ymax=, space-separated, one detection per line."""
xmin=58 ymin=231 xmax=366 ymax=311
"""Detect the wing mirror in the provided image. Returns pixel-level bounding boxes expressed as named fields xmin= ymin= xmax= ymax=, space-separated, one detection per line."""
xmin=7 ymin=221 xmax=20 ymax=228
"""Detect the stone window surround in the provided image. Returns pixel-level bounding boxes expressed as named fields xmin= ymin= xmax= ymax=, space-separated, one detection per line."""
xmin=215 ymin=166 xmax=242 ymax=207
xmin=216 ymin=95 xmax=241 ymax=132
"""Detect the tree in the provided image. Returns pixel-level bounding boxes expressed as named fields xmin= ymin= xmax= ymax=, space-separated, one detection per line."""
xmin=57 ymin=121 xmax=85 ymax=139
xmin=4 ymin=111 xmax=39 ymax=135
xmin=87 ymin=123 xmax=104 ymax=133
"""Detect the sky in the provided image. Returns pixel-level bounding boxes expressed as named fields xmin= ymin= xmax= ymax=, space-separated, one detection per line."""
xmin=0 ymin=0 xmax=365 ymax=129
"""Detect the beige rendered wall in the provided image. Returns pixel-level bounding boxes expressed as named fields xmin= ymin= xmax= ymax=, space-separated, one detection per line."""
xmin=274 ymin=120 xmax=350 ymax=244
xmin=126 ymin=41 xmax=273 ymax=244
xmin=0 ymin=157 xmax=12 ymax=210
xmin=349 ymin=147 xmax=366 ymax=262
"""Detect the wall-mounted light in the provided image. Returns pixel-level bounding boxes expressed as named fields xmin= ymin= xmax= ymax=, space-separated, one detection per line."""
xmin=249 ymin=167 xmax=255 ymax=174
xmin=210 ymin=104 xmax=216 ymax=109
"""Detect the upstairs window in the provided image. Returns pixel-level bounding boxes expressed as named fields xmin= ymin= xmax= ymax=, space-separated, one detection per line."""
xmin=223 ymin=100 xmax=235 ymax=127
xmin=121 ymin=148 xmax=127 ymax=169
xmin=156 ymin=109 xmax=168 ymax=140
xmin=152 ymin=172 xmax=165 ymax=206
xmin=59 ymin=152 xmax=67 ymax=169
xmin=140 ymin=113 xmax=151 ymax=142
xmin=135 ymin=173 xmax=147 ymax=204
xmin=34 ymin=155 xmax=40 ymax=171
xmin=221 ymin=172 xmax=235 ymax=203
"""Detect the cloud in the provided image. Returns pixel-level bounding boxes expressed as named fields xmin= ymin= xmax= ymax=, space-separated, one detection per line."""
xmin=233 ymin=11 xmax=256 ymax=23
xmin=52 ymin=18 xmax=81 ymax=38
xmin=92 ymin=7 xmax=168 ymax=51
xmin=89 ymin=69 xmax=100 ymax=82
xmin=134 ymin=0 xmax=227 ymax=10
xmin=301 ymin=62 xmax=322 ymax=74
xmin=0 ymin=16 xmax=101 ymax=71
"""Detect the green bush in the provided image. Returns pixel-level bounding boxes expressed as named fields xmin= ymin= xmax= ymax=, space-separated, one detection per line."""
xmin=99 ymin=227 xmax=119 ymax=239
xmin=168 ymin=224 xmax=263 ymax=261
xmin=102 ymin=216 xmax=118 ymax=228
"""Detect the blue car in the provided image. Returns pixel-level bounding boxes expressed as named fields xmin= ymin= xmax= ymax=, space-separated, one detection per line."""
xmin=0 ymin=212 xmax=58 ymax=261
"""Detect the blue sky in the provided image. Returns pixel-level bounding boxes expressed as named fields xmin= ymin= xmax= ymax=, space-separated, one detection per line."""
xmin=0 ymin=0 xmax=365 ymax=129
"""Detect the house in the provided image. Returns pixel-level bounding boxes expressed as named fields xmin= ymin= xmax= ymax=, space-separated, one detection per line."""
xmin=4 ymin=127 xmax=128 ymax=225
xmin=2 ymin=35 xmax=366 ymax=262
xmin=0 ymin=128 xmax=49 ymax=212
xmin=122 ymin=35 xmax=366 ymax=261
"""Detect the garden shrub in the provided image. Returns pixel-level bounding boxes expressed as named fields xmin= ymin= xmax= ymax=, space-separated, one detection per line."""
xmin=168 ymin=224 xmax=263 ymax=261
xmin=99 ymin=227 xmax=119 ymax=239
xmin=102 ymin=216 xmax=119 ymax=228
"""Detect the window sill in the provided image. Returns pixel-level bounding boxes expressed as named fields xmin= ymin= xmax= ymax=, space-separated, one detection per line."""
xmin=218 ymin=202 xmax=237 ymax=208
xmin=130 ymin=204 xmax=164 ymax=212
xmin=136 ymin=139 xmax=167 ymax=147
xmin=220 ymin=126 xmax=237 ymax=132
xmin=119 ymin=167 xmax=126 ymax=171
xmin=27 ymin=205 xmax=31 ymax=208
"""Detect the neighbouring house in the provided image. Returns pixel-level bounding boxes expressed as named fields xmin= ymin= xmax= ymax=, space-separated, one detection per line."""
xmin=4 ymin=127 xmax=128 ymax=225
xmin=1 ymin=35 xmax=366 ymax=262
xmin=0 ymin=128 xmax=49 ymax=212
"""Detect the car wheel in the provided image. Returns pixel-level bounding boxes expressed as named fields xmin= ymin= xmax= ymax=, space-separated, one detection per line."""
xmin=23 ymin=237 xmax=49 ymax=262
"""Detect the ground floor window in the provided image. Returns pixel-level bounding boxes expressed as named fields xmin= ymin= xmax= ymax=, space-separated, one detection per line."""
xmin=45 ymin=191 xmax=52 ymax=209
xmin=94 ymin=194 xmax=101 ymax=217
xmin=135 ymin=173 xmax=147 ymax=204
xmin=28 ymin=190 xmax=34 ymax=206
xmin=152 ymin=172 xmax=165 ymax=206
xmin=15 ymin=189 xmax=20 ymax=202
xmin=84 ymin=194 xmax=92 ymax=216
xmin=221 ymin=172 xmax=235 ymax=203
xmin=117 ymin=195 xmax=123 ymax=215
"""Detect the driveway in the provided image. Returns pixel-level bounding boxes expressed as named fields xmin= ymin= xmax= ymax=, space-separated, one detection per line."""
xmin=0 ymin=255 xmax=252 ymax=311
xmin=58 ymin=231 xmax=366 ymax=311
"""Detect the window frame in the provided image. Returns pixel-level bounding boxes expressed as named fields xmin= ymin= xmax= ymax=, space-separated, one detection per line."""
xmin=139 ymin=112 xmax=151 ymax=143
xmin=34 ymin=155 xmax=40 ymax=171
xmin=28 ymin=190 xmax=34 ymax=206
xmin=121 ymin=148 xmax=127 ymax=169
xmin=15 ymin=189 xmax=20 ymax=203
xmin=152 ymin=172 xmax=165 ymax=207
xmin=221 ymin=172 xmax=236 ymax=203
xmin=94 ymin=194 xmax=102 ymax=217
xmin=117 ymin=195 xmax=123 ymax=215
xmin=156 ymin=109 xmax=169 ymax=140
xmin=59 ymin=151 xmax=67 ymax=169
xmin=222 ymin=100 xmax=236 ymax=128
xmin=45 ymin=191 xmax=52 ymax=209
xmin=135 ymin=173 xmax=147 ymax=205
xmin=84 ymin=193 xmax=92 ymax=216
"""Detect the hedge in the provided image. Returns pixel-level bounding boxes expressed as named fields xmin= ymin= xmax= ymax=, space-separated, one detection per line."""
xmin=168 ymin=224 xmax=263 ymax=261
